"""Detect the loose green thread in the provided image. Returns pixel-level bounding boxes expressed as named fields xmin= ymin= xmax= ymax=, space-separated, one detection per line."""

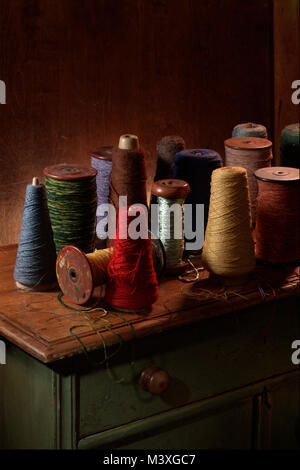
xmin=45 ymin=176 xmax=97 ymax=254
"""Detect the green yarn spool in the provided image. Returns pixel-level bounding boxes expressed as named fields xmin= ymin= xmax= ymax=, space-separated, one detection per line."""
xmin=43 ymin=164 xmax=98 ymax=254
xmin=280 ymin=123 xmax=300 ymax=169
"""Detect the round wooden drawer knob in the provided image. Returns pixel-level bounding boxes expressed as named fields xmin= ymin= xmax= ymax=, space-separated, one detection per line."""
xmin=139 ymin=365 xmax=171 ymax=395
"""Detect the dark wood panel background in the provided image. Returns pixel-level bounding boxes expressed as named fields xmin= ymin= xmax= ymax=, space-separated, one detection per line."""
xmin=0 ymin=0 xmax=273 ymax=245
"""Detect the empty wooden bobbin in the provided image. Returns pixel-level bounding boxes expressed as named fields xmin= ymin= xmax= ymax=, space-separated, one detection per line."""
xmin=56 ymin=236 xmax=166 ymax=305
xmin=152 ymin=179 xmax=190 ymax=275
xmin=224 ymin=137 xmax=273 ymax=222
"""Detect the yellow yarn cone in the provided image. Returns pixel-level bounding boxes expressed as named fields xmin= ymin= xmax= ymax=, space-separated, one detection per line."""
xmin=202 ymin=166 xmax=255 ymax=280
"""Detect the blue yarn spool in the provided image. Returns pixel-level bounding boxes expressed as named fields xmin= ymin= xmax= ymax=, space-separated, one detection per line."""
xmin=174 ymin=149 xmax=223 ymax=240
xmin=90 ymin=147 xmax=113 ymax=247
xmin=232 ymin=122 xmax=268 ymax=139
xmin=14 ymin=178 xmax=57 ymax=289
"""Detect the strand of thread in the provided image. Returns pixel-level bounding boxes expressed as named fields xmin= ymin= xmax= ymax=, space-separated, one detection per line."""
xmin=155 ymin=135 xmax=186 ymax=181
xmin=157 ymin=197 xmax=185 ymax=267
xmin=232 ymin=122 xmax=268 ymax=139
xmin=14 ymin=182 xmax=57 ymax=288
xmin=105 ymin=206 xmax=158 ymax=311
xmin=224 ymin=139 xmax=272 ymax=222
xmin=45 ymin=176 xmax=97 ymax=254
xmin=255 ymin=179 xmax=300 ymax=263
xmin=202 ymin=167 xmax=255 ymax=278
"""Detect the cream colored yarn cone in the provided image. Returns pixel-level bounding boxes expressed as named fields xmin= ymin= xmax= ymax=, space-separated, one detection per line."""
xmin=202 ymin=166 xmax=255 ymax=279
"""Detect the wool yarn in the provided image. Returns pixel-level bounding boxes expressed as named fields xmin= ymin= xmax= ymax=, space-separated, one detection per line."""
xmin=224 ymin=137 xmax=273 ymax=222
xmin=44 ymin=163 xmax=97 ymax=254
xmin=14 ymin=178 xmax=57 ymax=290
xmin=90 ymin=146 xmax=113 ymax=244
xmin=104 ymin=205 xmax=159 ymax=311
xmin=232 ymin=122 xmax=268 ymax=139
xmin=109 ymin=135 xmax=148 ymax=213
xmin=173 ymin=149 xmax=222 ymax=233
xmin=254 ymin=166 xmax=300 ymax=263
xmin=202 ymin=167 xmax=255 ymax=279
xmin=280 ymin=123 xmax=300 ymax=169
xmin=155 ymin=135 xmax=186 ymax=181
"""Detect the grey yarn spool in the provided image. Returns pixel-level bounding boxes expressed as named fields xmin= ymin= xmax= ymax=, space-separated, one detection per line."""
xmin=232 ymin=122 xmax=268 ymax=139
xmin=155 ymin=135 xmax=186 ymax=181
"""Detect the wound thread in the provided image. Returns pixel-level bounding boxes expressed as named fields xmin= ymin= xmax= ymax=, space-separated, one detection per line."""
xmin=14 ymin=179 xmax=57 ymax=289
xmin=202 ymin=167 xmax=255 ymax=279
xmin=254 ymin=166 xmax=300 ymax=263
xmin=224 ymin=137 xmax=273 ymax=222
xmin=232 ymin=122 xmax=268 ymax=139
xmin=44 ymin=164 xmax=97 ymax=254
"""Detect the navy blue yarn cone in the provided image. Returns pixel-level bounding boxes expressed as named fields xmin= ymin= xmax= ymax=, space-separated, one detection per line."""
xmin=14 ymin=182 xmax=57 ymax=288
xmin=174 ymin=149 xmax=223 ymax=241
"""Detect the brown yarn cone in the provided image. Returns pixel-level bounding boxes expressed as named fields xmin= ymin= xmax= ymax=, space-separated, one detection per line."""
xmin=202 ymin=166 xmax=255 ymax=279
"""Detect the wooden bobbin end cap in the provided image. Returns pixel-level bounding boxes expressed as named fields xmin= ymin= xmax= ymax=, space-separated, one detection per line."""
xmin=225 ymin=136 xmax=272 ymax=150
xmin=56 ymin=246 xmax=94 ymax=305
xmin=152 ymin=179 xmax=191 ymax=199
xmin=15 ymin=280 xmax=58 ymax=292
xmin=43 ymin=163 xmax=97 ymax=181
xmin=119 ymin=134 xmax=139 ymax=151
xmin=255 ymin=166 xmax=300 ymax=183
xmin=88 ymin=146 xmax=113 ymax=161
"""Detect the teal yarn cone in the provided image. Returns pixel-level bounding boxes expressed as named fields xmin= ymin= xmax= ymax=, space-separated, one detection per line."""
xmin=280 ymin=123 xmax=300 ymax=169
xmin=232 ymin=122 xmax=268 ymax=139
xmin=14 ymin=178 xmax=57 ymax=289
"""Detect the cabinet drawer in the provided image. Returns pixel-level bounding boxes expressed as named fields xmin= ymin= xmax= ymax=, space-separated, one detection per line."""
xmin=78 ymin=297 xmax=298 ymax=439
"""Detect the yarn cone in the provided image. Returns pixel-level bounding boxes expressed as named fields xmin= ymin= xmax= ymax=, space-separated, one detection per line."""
xmin=202 ymin=167 xmax=255 ymax=279
xmin=104 ymin=205 xmax=158 ymax=311
xmin=14 ymin=178 xmax=57 ymax=289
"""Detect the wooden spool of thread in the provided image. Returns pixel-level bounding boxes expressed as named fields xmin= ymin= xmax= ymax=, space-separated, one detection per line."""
xmin=155 ymin=135 xmax=186 ymax=181
xmin=110 ymin=134 xmax=148 ymax=212
xmin=280 ymin=123 xmax=300 ymax=169
xmin=14 ymin=177 xmax=57 ymax=291
xmin=202 ymin=167 xmax=255 ymax=284
xmin=89 ymin=146 xmax=113 ymax=249
xmin=152 ymin=179 xmax=190 ymax=275
xmin=232 ymin=122 xmax=268 ymax=139
xmin=44 ymin=163 xmax=97 ymax=254
xmin=56 ymin=237 xmax=166 ymax=305
xmin=254 ymin=167 xmax=300 ymax=264
xmin=224 ymin=137 xmax=273 ymax=222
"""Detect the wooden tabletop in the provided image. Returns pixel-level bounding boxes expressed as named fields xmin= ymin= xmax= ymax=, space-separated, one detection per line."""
xmin=0 ymin=245 xmax=299 ymax=364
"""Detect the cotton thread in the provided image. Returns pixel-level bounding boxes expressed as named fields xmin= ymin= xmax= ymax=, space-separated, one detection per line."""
xmin=104 ymin=206 xmax=159 ymax=311
xmin=224 ymin=137 xmax=273 ymax=222
xmin=254 ymin=166 xmax=300 ymax=264
xmin=155 ymin=135 xmax=186 ymax=181
xmin=174 ymin=149 xmax=222 ymax=233
xmin=44 ymin=164 xmax=97 ymax=254
xmin=14 ymin=178 xmax=57 ymax=289
xmin=90 ymin=147 xmax=113 ymax=244
xmin=232 ymin=122 xmax=268 ymax=139
xmin=201 ymin=167 xmax=255 ymax=279
xmin=280 ymin=123 xmax=300 ymax=169
xmin=152 ymin=179 xmax=190 ymax=273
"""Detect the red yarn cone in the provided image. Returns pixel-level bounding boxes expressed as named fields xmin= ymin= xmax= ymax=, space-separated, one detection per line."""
xmin=104 ymin=206 xmax=159 ymax=311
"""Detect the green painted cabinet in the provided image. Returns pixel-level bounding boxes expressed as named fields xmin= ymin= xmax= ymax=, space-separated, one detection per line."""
xmin=0 ymin=296 xmax=299 ymax=449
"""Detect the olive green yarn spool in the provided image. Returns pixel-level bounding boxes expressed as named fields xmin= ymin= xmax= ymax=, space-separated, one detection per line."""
xmin=43 ymin=164 xmax=98 ymax=254
xmin=280 ymin=123 xmax=300 ymax=169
